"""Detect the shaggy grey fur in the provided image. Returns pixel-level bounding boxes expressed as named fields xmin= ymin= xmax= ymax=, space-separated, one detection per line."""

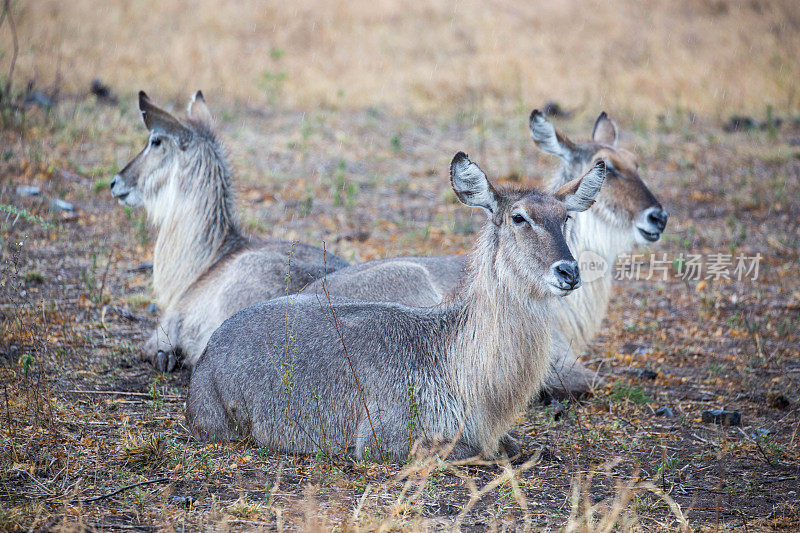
xmin=304 ymin=111 xmax=666 ymax=399
xmin=187 ymin=153 xmax=604 ymax=460
xmin=111 ymin=91 xmax=348 ymax=371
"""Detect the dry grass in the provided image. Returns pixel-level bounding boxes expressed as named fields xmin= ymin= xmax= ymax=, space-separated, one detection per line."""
xmin=121 ymin=432 xmax=166 ymax=467
xmin=4 ymin=0 xmax=800 ymax=117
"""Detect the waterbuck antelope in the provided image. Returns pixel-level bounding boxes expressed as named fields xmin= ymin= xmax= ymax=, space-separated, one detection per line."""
xmin=529 ymin=110 xmax=667 ymax=349
xmin=186 ymin=153 xmax=606 ymax=460
xmin=304 ymin=111 xmax=667 ymax=398
xmin=110 ymin=91 xmax=349 ymax=372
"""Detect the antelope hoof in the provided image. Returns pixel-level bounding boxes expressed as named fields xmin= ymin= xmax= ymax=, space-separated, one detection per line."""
xmin=155 ymin=350 xmax=178 ymax=373
xmin=499 ymin=433 xmax=522 ymax=460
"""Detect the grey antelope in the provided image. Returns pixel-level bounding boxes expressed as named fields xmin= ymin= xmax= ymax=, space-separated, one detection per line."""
xmin=110 ymin=91 xmax=348 ymax=372
xmin=304 ymin=110 xmax=668 ymax=399
xmin=186 ymin=153 xmax=606 ymax=460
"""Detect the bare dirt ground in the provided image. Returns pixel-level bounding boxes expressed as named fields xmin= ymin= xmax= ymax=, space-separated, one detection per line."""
xmin=1 ymin=97 xmax=798 ymax=531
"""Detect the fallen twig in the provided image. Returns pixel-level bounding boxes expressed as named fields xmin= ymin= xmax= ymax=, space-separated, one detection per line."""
xmin=75 ymin=477 xmax=171 ymax=503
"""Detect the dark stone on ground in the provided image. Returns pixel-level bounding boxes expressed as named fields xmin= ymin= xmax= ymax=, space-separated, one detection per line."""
xmin=103 ymin=305 xmax=138 ymax=322
xmin=621 ymin=342 xmax=651 ymax=356
xmin=542 ymin=101 xmax=572 ymax=118
xmin=701 ymin=409 xmax=741 ymax=426
xmin=337 ymin=229 xmax=371 ymax=242
xmin=91 ymin=79 xmax=119 ymax=104
xmin=724 ymin=115 xmax=759 ymax=132
xmin=626 ymin=368 xmax=658 ymax=380
xmin=655 ymin=406 xmax=675 ymax=418
xmin=169 ymin=495 xmax=196 ymax=508
xmin=621 ymin=342 xmax=638 ymax=352
xmin=129 ymin=262 xmax=154 ymax=273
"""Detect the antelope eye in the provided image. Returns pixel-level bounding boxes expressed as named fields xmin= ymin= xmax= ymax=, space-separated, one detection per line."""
xmin=511 ymin=213 xmax=526 ymax=225
xmin=150 ymin=137 xmax=162 ymax=147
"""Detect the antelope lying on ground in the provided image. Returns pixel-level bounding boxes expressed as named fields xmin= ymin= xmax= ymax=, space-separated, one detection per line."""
xmin=110 ymin=91 xmax=348 ymax=372
xmin=304 ymin=111 xmax=667 ymax=398
xmin=186 ymin=153 xmax=605 ymax=460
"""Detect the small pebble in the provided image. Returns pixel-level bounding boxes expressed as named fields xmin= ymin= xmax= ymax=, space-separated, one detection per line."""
xmin=16 ymin=185 xmax=41 ymax=197
xmin=621 ymin=342 xmax=651 ymax=356
xmin=109 ymin=306 xmax=137 ymax=321
xmin=128 ymin=262 xmax=154 ymax=273
xmin=655 ymin=406 xmax=674 ymax=418
xmin=49 ymin=199 xmax=74 ymax=212
xmin=169 ymin=495 xmax=196 ymax=508
xmin=627 ymin=368 xmax=658 ymax=380
xmin=701 ymin=409 xmax=741 ymax=426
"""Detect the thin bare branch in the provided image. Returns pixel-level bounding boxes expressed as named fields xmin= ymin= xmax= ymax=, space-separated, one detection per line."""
xmin=74 ymin=477 xmax=171 ymax=503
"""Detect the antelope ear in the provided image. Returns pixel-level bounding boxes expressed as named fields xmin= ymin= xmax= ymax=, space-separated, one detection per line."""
xmin=529 ymin=109 xmax=577 ymax=161
xmin=138 ymin=91 xmax=192 ymax=149
xmin=450 ymin=152 xmax=499 ymax=215
xmin=555 ymin=160 xmax=606 ymax=212
xmin=592 ymin=111 xmax=618 ymax=146
xmin=187 ymin=90 xmax=213 ymax=126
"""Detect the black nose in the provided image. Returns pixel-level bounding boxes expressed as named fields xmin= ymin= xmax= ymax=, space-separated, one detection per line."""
xmin=648 ymin=208 xmax=668 ymax=232
xmin=555 ymin=261 xmax=580 ymax=289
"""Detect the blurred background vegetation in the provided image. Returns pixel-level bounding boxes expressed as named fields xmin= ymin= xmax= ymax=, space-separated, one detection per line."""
xmin=3 ymin=0 xmax=798 ymax=121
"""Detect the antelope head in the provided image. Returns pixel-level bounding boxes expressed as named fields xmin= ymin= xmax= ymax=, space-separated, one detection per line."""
xmin=529 ymin=110 xmax=668 ymax=245
xmin=450 ymin=152 xmax=606 ymax=297
xmin=110 ymin=91 xmax=216 ymax=224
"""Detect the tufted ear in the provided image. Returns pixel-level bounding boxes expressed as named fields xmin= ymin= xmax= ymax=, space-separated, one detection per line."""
xmin=592 ymin=111 xmax=618 ymax=146
xmin=450 ymin=152 xmax=499 ymax=216
xmin=139 ymin=91 xmax=192 ymax=149
xmin=187 ymin=90 xmax=213 ymax=126
xmin=555 ymin=160 xmax=606 ymax=212
xmin=529 ymin=109 xmax=577 ymax=162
